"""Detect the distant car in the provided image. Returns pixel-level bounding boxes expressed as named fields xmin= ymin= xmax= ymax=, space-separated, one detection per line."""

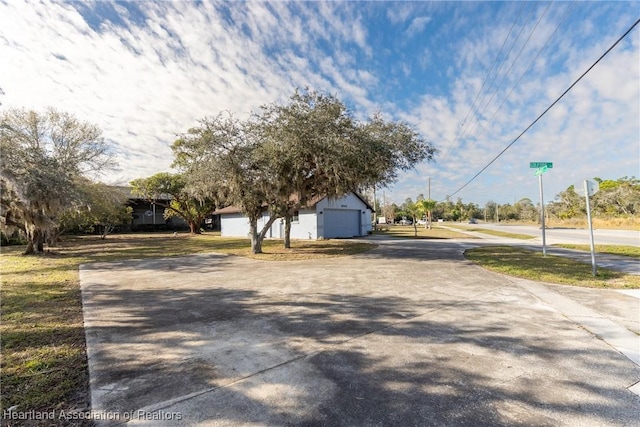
xmin=469 ymin=218 xmax=478 ymax=224
xmin=399 ymin=219 xmax=413 ymax=225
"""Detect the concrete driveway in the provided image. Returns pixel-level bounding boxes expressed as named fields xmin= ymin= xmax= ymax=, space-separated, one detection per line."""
xmin=79 ymin=238 xmax=640 ymax=426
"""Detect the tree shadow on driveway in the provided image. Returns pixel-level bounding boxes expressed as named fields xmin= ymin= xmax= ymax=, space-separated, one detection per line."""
xmin=80 ymin=248 xmax=640 ymax=426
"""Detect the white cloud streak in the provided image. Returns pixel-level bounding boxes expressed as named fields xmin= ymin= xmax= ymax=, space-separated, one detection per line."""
xmin=1 ymin=1 xmax=637 ymax=206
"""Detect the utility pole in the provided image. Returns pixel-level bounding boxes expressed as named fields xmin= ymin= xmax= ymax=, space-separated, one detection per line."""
xmin=427 ymin=177 xmax=432 ymax=229
xmin=383 ymin=191 xmax=386 ymax=224
xmin=373 ymin=186 xmax=377 ymax=230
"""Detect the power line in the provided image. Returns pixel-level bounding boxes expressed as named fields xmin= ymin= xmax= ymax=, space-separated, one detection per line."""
xmin=471 ymin=1 xmax=577 ymax=146
xmin=445 ymin=17 xmax=640 ymax=201
xmin=462 ymin=1 xmax=553 ymax=148
xmin=455 ymin=3 xmax=540 ymax=150
xmin=438 ymin=1 xmax=528 ymax=164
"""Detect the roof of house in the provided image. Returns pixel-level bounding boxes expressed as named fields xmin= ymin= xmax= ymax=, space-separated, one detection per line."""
xmin=212 ymin=205 xmax=244 ymax=215
xmin=212 ymin=191 xmax=374 ymax=215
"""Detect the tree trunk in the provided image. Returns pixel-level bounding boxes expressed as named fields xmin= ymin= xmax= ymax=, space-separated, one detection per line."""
xmin=100 ymin=225 xmax=114 ymax=240
xmin=46 ymin=227 xmax=61 ymax=247
xmin=24 ymin=229 xmax=45 ymax=255
xmin=188 ymin=220 xmax=201 ymax=234
xmin=249 ymin=217 xmax=261 ymax=254
xmin=284 ymin=215 xmax=292 ymax=248
xmin=257 ymin=215 xmax=278 ymax=248
xmin=249 ymin=214 xmax=279 ymax=254
xmin=24 ymin=240 xmax=35 ymax=255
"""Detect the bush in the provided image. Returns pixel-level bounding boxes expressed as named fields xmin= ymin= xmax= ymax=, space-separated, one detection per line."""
xmin=1 ymin=230 xmax=27 ymax=246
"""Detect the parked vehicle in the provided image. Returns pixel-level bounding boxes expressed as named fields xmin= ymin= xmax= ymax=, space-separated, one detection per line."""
xmin=469 ymin=218 xmax=478 ymax=224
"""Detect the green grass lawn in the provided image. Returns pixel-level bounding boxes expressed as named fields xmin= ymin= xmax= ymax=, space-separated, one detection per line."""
xmin=0 ymin=232 xmax=375 ymax=421
xmin=372 ymin=225 xmax=472 ymax=239
xmin=553 ymin=244 xmax=640 ymax=259
xmin=445 ymin=224 xmax=536 ymax=240
xmin=465 ymin=246 xmax=640 ymax=289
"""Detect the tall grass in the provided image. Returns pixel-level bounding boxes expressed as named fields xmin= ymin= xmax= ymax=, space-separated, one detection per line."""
xmin=547 ymin=216 xmax=640 ymax=230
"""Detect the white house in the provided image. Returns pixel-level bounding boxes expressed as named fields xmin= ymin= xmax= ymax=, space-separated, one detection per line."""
xmin=214 ymin=192 xmax=374 ymax=239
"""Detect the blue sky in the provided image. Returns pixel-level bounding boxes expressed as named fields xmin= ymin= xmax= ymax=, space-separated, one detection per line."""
xmin=1 ymin=1 xmax=638 ymax=206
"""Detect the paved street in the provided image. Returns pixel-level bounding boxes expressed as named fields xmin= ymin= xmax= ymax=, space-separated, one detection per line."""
xmin=80 ymin=238 xmax=640 ymax=426
xmin=465 ymin=223 xmax=640 ymax=247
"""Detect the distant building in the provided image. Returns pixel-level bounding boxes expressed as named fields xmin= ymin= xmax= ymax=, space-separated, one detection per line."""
xmin=113 ymin=187 xmax=192 ymax=232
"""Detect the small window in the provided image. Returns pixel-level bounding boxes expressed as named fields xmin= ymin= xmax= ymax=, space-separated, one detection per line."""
xmin=292 ymin=211 xmax=299 ymax=222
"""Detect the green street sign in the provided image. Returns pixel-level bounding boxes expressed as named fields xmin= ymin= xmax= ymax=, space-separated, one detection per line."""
xmin=534 ymin=166 xmax=549 ymax=176
xmin=530 ymin=162 xmax=553 ymax=168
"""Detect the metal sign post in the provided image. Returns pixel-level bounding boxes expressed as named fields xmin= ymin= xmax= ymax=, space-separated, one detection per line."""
xmin=538 ymin=171 xmax=547 ymax=256
xmin=582 ymin=180 xmax=599 ymax=276
xmin=530 ymin=162 xmax=553 ymax=256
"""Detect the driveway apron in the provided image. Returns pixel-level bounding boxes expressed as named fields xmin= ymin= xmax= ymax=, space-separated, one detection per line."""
xmin=79 ymin=239 xmax=640 ymax=426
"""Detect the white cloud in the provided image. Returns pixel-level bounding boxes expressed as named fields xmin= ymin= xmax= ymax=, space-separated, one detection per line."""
xmin=385 ymin=6 xmax=639 ymax=205
xmin=1 ymin=1 xmax=636 ymax=207
xmin=405 ymin=16 xmax=432 ymax=38
xmin=386 ymin=3 xmax=418 ymax=25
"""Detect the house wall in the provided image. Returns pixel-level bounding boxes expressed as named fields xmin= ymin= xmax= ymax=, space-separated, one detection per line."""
xmin=288 ymin=209 xmax=317 ymax=240
xmin=221 ymin=213 xmax=251 ymax=237
xmin=221 ymin=212 xmax=285 ymax=238
xmin=258 ymin=212 xmax=281 ymax=238
xmin=218 ymin=193 xmax=372 ymax=239
xmin=220 ymin=210 xmax=318 ymax=239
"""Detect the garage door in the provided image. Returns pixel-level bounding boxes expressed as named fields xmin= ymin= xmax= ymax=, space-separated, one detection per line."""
xmin=323 ymin=209 xmax=361 ymax=238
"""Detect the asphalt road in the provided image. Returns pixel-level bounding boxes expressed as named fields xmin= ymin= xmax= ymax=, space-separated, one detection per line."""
xmin=467 ymin=223 xmax=640 ymax=247
xmin=79 ymin=237 xmax=640 ymax=426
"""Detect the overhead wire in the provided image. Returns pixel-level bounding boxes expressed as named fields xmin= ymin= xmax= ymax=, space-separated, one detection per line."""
xmin=437 ymin=1 xmax=528 ymax=165
xmin=433 ymin=2 xmax=558 ymax=201
xmin=460 ymin=1 xmax=553 ymax=149
xmin=444 ymin=17 xmax=640 ymax=201
xmin=470 ymin=1 xmax=577 ymax=147
xmin=452 ymin=2 xmax=539 ymax=152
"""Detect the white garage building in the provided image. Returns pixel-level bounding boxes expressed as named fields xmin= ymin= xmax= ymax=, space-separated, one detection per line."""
xmin=215 ymin=192 xmax=373 ymax=239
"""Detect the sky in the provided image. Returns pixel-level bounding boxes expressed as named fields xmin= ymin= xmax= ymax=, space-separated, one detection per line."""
xmin=1 ymin=0 xmax=638 ymax=207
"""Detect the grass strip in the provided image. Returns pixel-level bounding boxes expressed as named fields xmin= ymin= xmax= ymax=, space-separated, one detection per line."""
xmin=372 ymin=225 xmax=472 ymax=239
xmin=445 ymin=224 xmax=536 ymax=240
xmin=464 ymin=246 xmax=640 ymax=289
xmin=553 ymin=244 xmax=640 ymax=259
xmin=0 ymin=233 xmax=375 ymax=421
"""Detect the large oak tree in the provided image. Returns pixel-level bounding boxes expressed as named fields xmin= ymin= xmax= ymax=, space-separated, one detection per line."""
xmin=173 ymin=113 xmax=280 ymax=252
xmin=173 ymin=89 xmax=437 ymax=254
xmin=1 ymin=108 xmax=113 ymax=254
xmin=257 ymin=90 xmax=437 ymax=247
